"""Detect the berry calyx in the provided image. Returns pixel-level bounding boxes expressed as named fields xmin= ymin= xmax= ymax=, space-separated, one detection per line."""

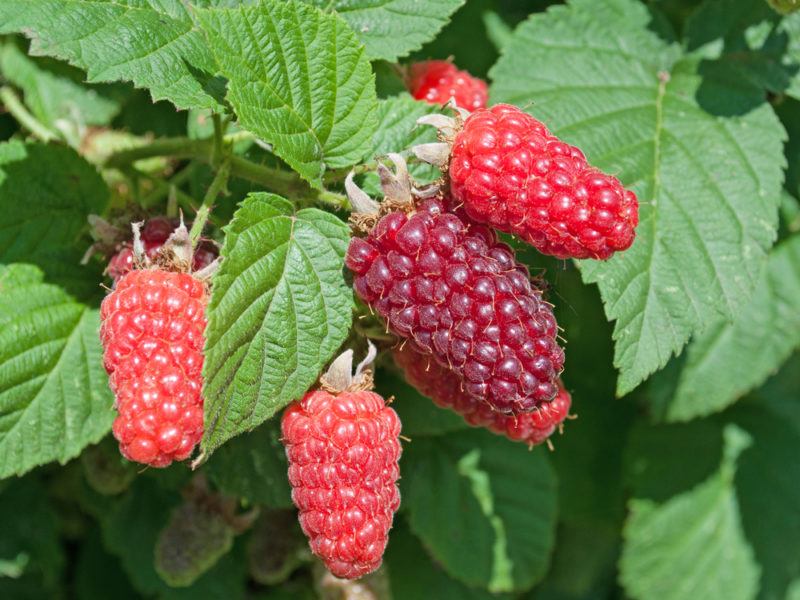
xmin=393 ymin=344 xmax=571 ymax=447
xmin=281 ymin=348 xmax=401 ymax=580
xmin=408 ymin=60 xmax=488 ymax=111
xmin=345 ymin=160 xmax=565 ymax=414
xmin=100 ymin=224 xmax=209 ymax=467
xmin=107 ymin=217 xmax=217 ymax=283
xmin=419 ymin=104 xmax=639 ymax=260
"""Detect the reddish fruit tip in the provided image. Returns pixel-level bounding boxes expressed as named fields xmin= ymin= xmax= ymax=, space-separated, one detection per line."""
xmin=408 ymin=60 xmax=488 ymax=111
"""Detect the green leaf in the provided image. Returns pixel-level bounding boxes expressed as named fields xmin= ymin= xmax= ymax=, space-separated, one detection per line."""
xmin=196 ymin=0 xmax=378 ymax=187
xmin=490 ymin=0 xmax=785 ymax=395
xmin=74 ymin=531 xmax=139 ymax=600
xmin=0 ymin=264 xmax=113 ymax=479
xmin=733 ymin=406 xmax=800 ymax=600
xmin=0 ymin=141 xmax=107 ymax=259
xmin=386 ymin=519 xmax=499 ymax=600
xmin=0 ymin=141 xmax=109 ymax=299
xmin=684 ymin=0 xmax=800 ymax=101
xmin=403 ymin=429 xmax=557 ymax=592
xmin=304 ymin=0 xmax=466 ymax=62
xmin=0 ymin=0 xmax=222 ymax=111
xmin=0 ymin=42 xmax=120 ymax=130
xmin=531 ymin=519 xmax=620 ymax=600
xmin=653 ymin=235 xmax=800 ymax=422
xmin=0 ymin=477 xmax=64 ymax=598
xmin=361 ymin=95 xmax=440 ymax=195
xmin=620 ymin=424 xmax=759 ymax=600
xmin=154 ymin=499 xmax=235 ymax=587
xmin=623 ymin=404 xmax=800 ymax=600
xmin=201 ymin=193 xmax=352 ymax=458
xmin=204 ymin=420 xmax=292 ymax=508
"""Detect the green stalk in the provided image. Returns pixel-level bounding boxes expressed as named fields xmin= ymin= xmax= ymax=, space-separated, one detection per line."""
xmin=189 ymin=158 xmax=231 ymax=247
xmin=0 ymin=85 xmax=57 ymax=142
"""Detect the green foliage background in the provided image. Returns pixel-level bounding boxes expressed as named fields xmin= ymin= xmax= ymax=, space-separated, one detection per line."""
xmin=0 ymin=0 xmax=798 ymax=598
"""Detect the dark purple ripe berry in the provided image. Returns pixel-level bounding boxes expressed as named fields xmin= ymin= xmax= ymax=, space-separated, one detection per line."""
xmin=346 ymin=198 xmax=564 ymax=414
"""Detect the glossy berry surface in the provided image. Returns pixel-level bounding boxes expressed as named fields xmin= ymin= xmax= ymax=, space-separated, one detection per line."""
xmin=393 ymin=345 xmax=571 ymax=446
xmin=409 ymin=60 xmax=488 ymax=111
xmin=346 ymin=199 xmax=564 ymax=414
xmin=281 ymin=390 xmax=401 ymax=579
xmin=100 ymin=270 xmax=207 ymax=467
xmin=107 ymin=217 xmax=217 ymax=283
xmin=449 ymin=104 xmax=638 ymax=260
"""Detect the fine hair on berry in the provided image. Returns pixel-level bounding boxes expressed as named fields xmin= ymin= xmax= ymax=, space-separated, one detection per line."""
xmin=346 ymin=197 xmax=564 ymax=414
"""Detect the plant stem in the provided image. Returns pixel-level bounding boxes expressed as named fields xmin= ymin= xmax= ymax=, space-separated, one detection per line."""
xmin=211 ymin=113 xmax=225 ymax=166
xmin=104 ymin=136 xmax=349 ymax=210
xmin=189 ymin=158 xmax=230 ymax=247
xmin=0 ymin=86 xmax=58 ymax=143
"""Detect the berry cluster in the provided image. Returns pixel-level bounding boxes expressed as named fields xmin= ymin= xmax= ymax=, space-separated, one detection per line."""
xmin=408 ymin=60 xmax=488 ymax=111
xmin=107 ymin=217 xmax=217 ymax=283
xmin=393 ymin=344 xmax=571 ymax=447
xmin=100 ymin=230 xmax=208 ymax=467
xmin=346 ymin=197 xmax=564 ymax=414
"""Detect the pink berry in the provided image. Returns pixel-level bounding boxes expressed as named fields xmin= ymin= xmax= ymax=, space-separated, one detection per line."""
xmin=281 ymin=389 xmax=401 ymax=579
xmin=448 ymin=104 xmax=638 ymax=260
xmin=408 ymin=60 xmax=488 ymax=111
xmin=100 ymin=269 xmax=207 ymax=467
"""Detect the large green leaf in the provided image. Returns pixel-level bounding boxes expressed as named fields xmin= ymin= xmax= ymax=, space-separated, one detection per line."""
xmin=0 ymin=141 xmax=109 ymax=299
xmin=622 ymin=402 xmax=800 ymax=600
xmin=386 ymin=520 xmax=498 ymax=600
xmin=490 ymin=0 xmax=785 ymax=395
xmin=402 ymin=429 xmax=557 ymax=593
xmin=0 ymin=141 xmax=107 ymax=261
xmin=304 ymin=0 xmax=466 ymax=62
xmin=0 ymin=0 xmax=222 ymax=111
xmin=196 ymin=0 xmax=378 ymax=187
xmin=0 ymin=265 xmax=113 ymax=479
xmin=653 ymin=235 xmax=800 ymax=422
xmin=620 ymin=424 xmax=759 ymax=600
xmin=201 ymin=193 xmax=352 ymax=459
xmin=0 ymin=42 xmax=120 ymax=130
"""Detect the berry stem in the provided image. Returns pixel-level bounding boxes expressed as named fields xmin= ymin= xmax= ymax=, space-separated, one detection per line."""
xmin=0 ymin=85 xmax=58 ymax=143
xmin=189 ymin=158 xmax=231 ymax=248
xmin=103 ymin=136 xmax=348 ymax=210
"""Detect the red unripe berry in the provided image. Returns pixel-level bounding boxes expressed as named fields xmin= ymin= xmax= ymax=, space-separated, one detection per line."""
xmin=449 ymin=104 xmax=638 ymax=260
xmin=408 ymin=60 xmax=488 ymax=111
xmin=346 ymin=198 xmax=564 ymax=414
xmin=100 ymin=269 xmax=207 ymax=467
xmin=393 ymin=345 xmax=571 ymax=446
xmin=281 ymin=389 xmax=401 ymax=579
